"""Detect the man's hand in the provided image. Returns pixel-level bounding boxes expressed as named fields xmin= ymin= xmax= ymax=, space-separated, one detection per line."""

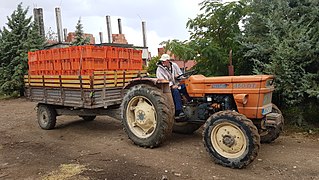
xmin=171 ymin=85 xmax=179 ymax=89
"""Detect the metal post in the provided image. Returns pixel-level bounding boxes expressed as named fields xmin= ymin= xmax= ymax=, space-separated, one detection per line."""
xmin=118 ymin=18 xmax=122 ymax=34
xmin=106 ymin=15 xmax=112 ymax=43
xmin=33 ymin=8 xmax=45 ymax=38
xmin=142 ymin=21 xmax=147 ymax=47
xmin=63 ymin=28 xmax=67 ymax=42
xmin=228 ymin=49 xmax=234 ymax=76
xmin=55 ymin=7 xmax=63 ymax=43
xmin=99 ymin=32 xmax=103 ymax=44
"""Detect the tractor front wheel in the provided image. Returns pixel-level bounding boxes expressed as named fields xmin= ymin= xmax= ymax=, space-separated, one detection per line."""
xmin=203 ymin=111 xmax=260 ymax=168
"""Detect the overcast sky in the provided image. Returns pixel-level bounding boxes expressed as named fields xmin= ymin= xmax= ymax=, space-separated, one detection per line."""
xmin=0 ymin=0 xmax=231 ymax=56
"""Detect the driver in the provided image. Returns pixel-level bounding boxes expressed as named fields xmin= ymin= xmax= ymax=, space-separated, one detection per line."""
xmin=156 ymin=54 xmax=185 ymax=118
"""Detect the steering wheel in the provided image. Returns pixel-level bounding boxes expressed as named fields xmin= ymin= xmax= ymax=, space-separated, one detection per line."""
xmin=176 ymin=70 xmax=197 ymax=80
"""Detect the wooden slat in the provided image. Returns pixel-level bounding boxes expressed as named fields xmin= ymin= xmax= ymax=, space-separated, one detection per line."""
xmin=93 ymin=84 xmax=125 ymax=88
xmin=93 ymin=75 xmax=125 ymax=80
xmin=26 ymin=79 xmax=91 ymax=84
xmin=28 ymin=82 xmax=91 ymax=89
xmin=93 ymin=73 xmax=146 ymax=80
xmin=26 ymin=75 xmax=90 ymax=80
xmin=93 ymin=79 xmax=131 ymax=85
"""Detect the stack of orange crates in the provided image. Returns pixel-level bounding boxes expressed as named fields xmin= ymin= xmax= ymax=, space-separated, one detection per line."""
xmin=28 ymin=45 xmax=143 ymax=75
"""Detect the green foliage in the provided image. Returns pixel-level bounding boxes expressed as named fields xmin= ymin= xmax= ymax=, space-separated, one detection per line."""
xmin=147 ymin=56 xmax=160 ymax=76
xmin=161 ymin=39 xmax=196 ymax=60
xmin=72 ymin=18 xmax=90 ymax=46
xmin=187 ymin=0 xmax=249 ymax=76
xmin=0 ymin=3 xmax=45 ymax=96
xmin=240 ymin=0 xmax=319 ymax=106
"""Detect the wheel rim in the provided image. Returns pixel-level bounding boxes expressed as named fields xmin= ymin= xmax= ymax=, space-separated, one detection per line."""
xmin=211 ymin=121 xmax=247 ymax=158
xmin=39 ymin=110 xmax=49 ymax=126
xmin=126 ymin=96 xmax=157 ymax=138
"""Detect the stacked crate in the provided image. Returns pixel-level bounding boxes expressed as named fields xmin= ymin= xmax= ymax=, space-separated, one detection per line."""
xmin=28 ymin=45 xmax=143 ymax=75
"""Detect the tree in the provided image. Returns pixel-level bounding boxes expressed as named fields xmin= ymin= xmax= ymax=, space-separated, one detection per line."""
xmin=45 ymin=27 xmax=58 ymax=43
xmin=186 ymin=0 xmax=249 ymax=76
xmin=0 ymin=3 xmax=45 ymax=95
xmin=147 ymin=56 xmax=160 ymax=76
xmin=160 ymin=39 xmax=196 ymax=72
xmin=72 ymin=18 xmax=90 ymax=46
xmin=240 ymin=0 xmax=319 ymax=106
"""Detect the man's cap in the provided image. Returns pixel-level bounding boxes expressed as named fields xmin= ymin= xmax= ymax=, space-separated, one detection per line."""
xmin=159 ymin=54 xmax=170 ymax=61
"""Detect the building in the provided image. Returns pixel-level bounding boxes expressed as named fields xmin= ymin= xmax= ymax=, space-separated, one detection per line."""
xmin=66 ymin=32 xmax=95 ymax=44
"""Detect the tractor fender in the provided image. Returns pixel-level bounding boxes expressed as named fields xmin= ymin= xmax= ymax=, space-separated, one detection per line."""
xmin=124 ymin=78 xmax=170 ymax=93
xmin=124 ymin=78 xmax=174 ymax=111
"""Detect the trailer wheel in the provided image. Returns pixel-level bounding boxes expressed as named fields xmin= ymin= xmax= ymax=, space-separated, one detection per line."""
xmin=260 ymin=104 xmax=284 ymax=143
xmin=80 ymin=116 xmax=96 ymax=121
xmin=203 ymin=111 xmax=260 ymax=168
xmin=37 ymin=104 xmax=57 ymax=130
xmin=121 ymin=84 xmax=173 ymax=148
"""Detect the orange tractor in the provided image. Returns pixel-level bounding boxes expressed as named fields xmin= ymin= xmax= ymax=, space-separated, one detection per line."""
xmin=121 ymin=71 xmax=284 ymax=168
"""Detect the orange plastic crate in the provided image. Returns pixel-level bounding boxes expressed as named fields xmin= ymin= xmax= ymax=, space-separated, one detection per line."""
xmin=82 ymin=58 xmax=94 ymax=70
xmin=61 ymin=59 xmax=72 ymax=70
xmin=118 ymin=48 xmax=130 ymax=59
xmin=28 ymin=61 xmax=38 ymax=71
xmin=44 ymin=50 xmax=53 ymax=60
xmin=106 ymin=47 xmax=119 ymax=59
xmin=108 ymin=58 xmax=119 ymax=70
xmin=60 ymin=48 xmax=71 ymax=60
xmin=45 ymin=60 xmax=54 ymax=71
xmin=119 ymin=59 xmax=130 ymax=70
xmin=28 ymin=52 xmax=38 ymax=62
xmin=53 ymin=60 xmax=62 ymax=71
xmin=131 ymin=60 xmax=143 ymax=70
xmin=70 ymin=46 xmax=81 ymax=59
xmin=93 ymin=58 xmax=107 ymax=70
xmin=52 ymin=49 xmax=61 ymax=60
xmin=92 ymin=46 xmax=105 ymax=59
xmin=132 ymin=49 xmax=142 ymax=60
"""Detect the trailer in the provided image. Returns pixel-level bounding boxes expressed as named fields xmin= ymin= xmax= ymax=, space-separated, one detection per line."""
xmin=25 ymin=45 xmax=147 ymax=129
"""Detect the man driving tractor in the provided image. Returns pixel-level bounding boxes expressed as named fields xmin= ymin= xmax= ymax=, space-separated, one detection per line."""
xmin=156 ymin=54 xmax=186 ymax=119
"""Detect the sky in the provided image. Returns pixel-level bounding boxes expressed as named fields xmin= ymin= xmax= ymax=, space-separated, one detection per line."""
xmin=0 ymin=0 xmax=231 ymax=56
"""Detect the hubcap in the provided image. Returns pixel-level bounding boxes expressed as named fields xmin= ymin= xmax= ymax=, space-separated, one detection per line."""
xmin=40 ymin=111 xmax=48 ymax=125
xmin=126 ymin=96 xmax=157 ymax=138
xmin=211 ymin=121 xmax=247 ymax=158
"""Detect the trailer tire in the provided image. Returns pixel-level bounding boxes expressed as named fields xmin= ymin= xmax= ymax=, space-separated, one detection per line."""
xmin=80 ymin=116 xmax=96 ymax=121
xmin=37 ymin=104 xmax=57 ymax=130
xmin=203 ymin=111 xmax=260 ymax=168
xmin=121 ymin=84 xmax=173 ymax=148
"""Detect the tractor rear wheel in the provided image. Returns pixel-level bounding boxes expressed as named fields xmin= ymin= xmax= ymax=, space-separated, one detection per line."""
xmin=203 ymin=111 xmax=260 ymax=168
xmin=260 ymin=104 xmax=284 ymax=143
xmin=121 ymin=84 xmax=174 ymax=148
xmin=173 ymin=122 xmax=203 ymax=134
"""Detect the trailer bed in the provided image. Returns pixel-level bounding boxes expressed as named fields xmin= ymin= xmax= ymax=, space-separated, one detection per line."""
xmin=24 ymin=70 xmax=147 ymax=108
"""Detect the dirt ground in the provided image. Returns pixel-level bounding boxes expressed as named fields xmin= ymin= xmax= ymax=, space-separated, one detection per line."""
xmin=0 ymin=98 xmax=318 ymax=180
